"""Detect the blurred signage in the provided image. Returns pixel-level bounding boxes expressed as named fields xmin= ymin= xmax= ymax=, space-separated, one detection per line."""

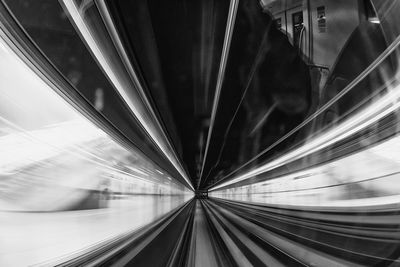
xmin=317 ymin=6 xmax=326 ymax=33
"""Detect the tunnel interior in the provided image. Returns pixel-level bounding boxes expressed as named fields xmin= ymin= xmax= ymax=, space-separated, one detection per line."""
xmin=1 ymin=0 xmax=400 ymax=266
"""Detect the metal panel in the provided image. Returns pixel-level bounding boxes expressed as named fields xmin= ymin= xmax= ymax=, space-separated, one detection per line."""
xmin=310 ymin=0 xmax=360 ymax=68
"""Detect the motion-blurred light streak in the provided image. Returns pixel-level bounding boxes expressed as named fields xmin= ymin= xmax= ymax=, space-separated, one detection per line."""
xmin=0 ymin=28 xmax=191 ymax=214
xmin=60 ymin=0 xmax=193 ymax=190
xmin=211 ymin=76 xmax=400 ymax=191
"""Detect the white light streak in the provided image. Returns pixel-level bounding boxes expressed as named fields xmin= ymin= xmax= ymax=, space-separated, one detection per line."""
xmin=199 ymin=0 xmax=239 ymax=188
xmin=60 ymin=0 xmax=193 ymax=190
xmin=211 ymin=82 xmax=400 ymax=191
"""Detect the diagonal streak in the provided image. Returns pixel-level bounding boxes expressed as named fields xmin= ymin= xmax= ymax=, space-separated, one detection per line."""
xmin=198 ymin=0 xmax=239 ymax=189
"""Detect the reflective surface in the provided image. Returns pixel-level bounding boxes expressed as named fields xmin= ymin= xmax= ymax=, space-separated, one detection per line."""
xmin=205 ymin=0 xmax=400 ymax=189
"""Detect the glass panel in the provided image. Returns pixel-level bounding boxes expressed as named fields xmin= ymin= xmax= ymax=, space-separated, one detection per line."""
xmin=205 ymin=0 xmax=400 ymax=191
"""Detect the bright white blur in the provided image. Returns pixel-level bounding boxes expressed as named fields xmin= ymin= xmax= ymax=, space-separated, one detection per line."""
xmin=0 ymin=30 xmax=192 ymax=266
xmin=0 ymin=29 xmax=191 ymax=211
xmin=210 ymin=133 xmax=400 ymax=207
